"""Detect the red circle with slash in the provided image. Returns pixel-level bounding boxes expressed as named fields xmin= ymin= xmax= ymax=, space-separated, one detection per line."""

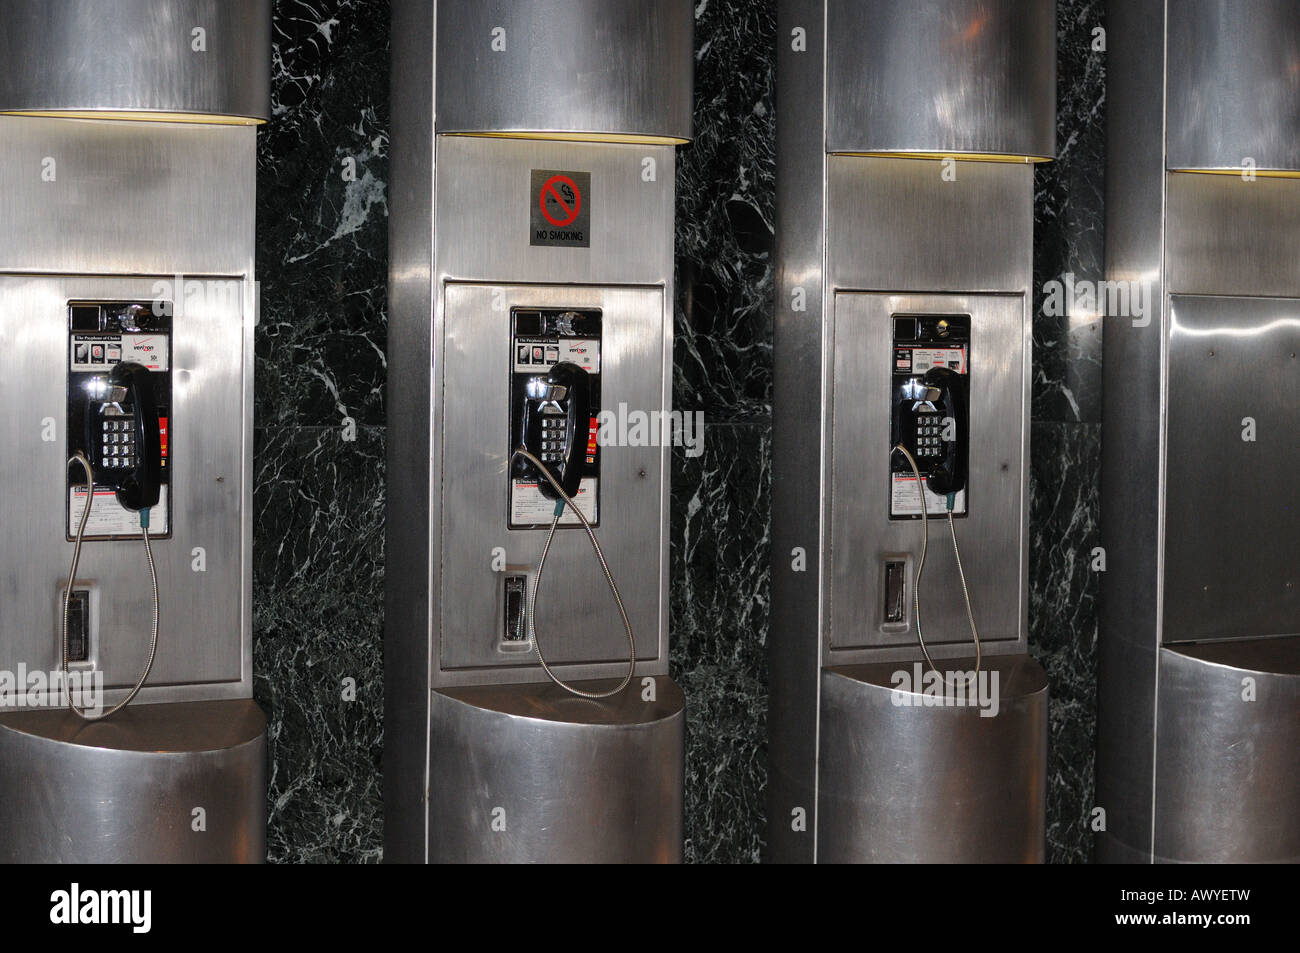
xmin=539 ymin=174 xmax=582 ymax=227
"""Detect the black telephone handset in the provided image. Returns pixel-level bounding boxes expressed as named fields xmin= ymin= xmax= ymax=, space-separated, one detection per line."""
xmin=85 ymin=361 xmax=162 ymax=512
xmin=518 ymin=360 xmax=590 ymax=499
xmin=898 ymin=365 xmax=968 ymax=496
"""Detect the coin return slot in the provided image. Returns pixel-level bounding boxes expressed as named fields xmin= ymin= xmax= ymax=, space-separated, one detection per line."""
xmin=884 ymin=560 xmax=906 ymax=625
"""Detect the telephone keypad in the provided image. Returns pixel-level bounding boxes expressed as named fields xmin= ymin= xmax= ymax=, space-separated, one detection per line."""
xmin=915 ymin=414 xmax=946 ymax=458
xmin=100 ymin=418 xmax=136 ymax=470
xmin=540 ymin=416 xmax=565 ymax=464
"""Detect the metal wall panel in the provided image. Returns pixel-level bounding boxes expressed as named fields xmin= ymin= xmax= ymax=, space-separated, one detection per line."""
xmin=434 ymin=136 xmax=676 ymax=287
xmin=1163 ymin=295 xmax=1300 ymax=643
xmin=1095 ymin=0 xmax=1171 ymax=863
xmin=818 ymin=657 xmax=1047 ymax=862
xmin=0 ymin=276 xmax=249 ymax=702
xmin=438 ymin=283 xmax=668 ymax=677
xmin=384 ymin=0 xmax=437 ymax=865
xmin=0 ymin=0 xmax=270 ymax=122
xmin=827 ymin=156 xmax=1033 ymax=293
xmin=0 ymin=118 xmax=256 ymax=277
xmin=1167 ymin=173 xmax=1300 ymax=298
xmin=767 ymin=0 xmax=829 ymax=865
xmin=435 ymin=0 xmax=693 ymax=141
xmin=1152 ymin=639 xmax=1300 ymax=862
xmin=426 ymin=137 xmax=676 ymax=690
xmin=1099 ymin=0 xmax=1300 ymax=864
xmin=826 ymin=0 xmax=1056 ymax=159
xmin=828 ymin=293 xmax=1027 ymax=661
xmin=0 ymin=700 xmax=265 ymax=862
xmin=1167 ymin=0 xmax=1300 ymax=173
xmin=427 ymin=681 xmax=685 ymax=863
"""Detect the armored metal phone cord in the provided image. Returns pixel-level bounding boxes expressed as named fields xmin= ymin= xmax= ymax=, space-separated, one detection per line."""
xmin=893 ymin=444 xmax=982 ymax=687
xmin=61 ymin=452 xmax=160 ymax=721
xmin=511 ymin=446 xmax=636 ymax=699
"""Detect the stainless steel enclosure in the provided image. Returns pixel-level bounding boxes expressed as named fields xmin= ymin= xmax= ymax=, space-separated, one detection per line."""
xmin=385 ymin=0 xmax=692 ymax=863
xmin=1097 ymin=0 xmax=1300 ymax=864
xmin=769 ymin=0 xmax=1055 ymax=863
xmin=0 ymin=0 xmax=269 ymax=862
xmin=0 ymin=0 xmax=269 ymax=123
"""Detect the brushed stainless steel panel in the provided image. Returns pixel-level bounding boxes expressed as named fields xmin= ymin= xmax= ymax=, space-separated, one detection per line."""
xmin=0 ymin=699 xmax=266 ymax=862
xmin=428 ymin=138 xmax=676 ymax=690
xmin=1100 ymin=2 xmax=1300 ymax=864
xmin=435 ymin=136 xmax=676 ymax=287
xmin=1163 ymin=295 xmax=1300 ymax=643
xmin=767 ymin=0 xmax=829 ymax=865
xmin=1094 ymin=0 xmax=1171 ymax=864
xmin=1152 ymin=638 xmax=1300 ymax=862
xmin=0 ymin=275 xmax=247 ymax=702
xmin=428 ymin=679 xmax=684 ymax=863
xmin=829 ymin=293 xmax=1027 ymax=661
xmin=817 ymin=655 xmax=1047 ymax=862
xmin=0 ymin=0 xmax=270 ymax=122
xmin=827 ymin=156 xmax=1034 ymax=293
xmin=0 ymin=117 xmax=256 ymax=277
xmin=1167 ymin=0 xmax=1300 ymax=173
xmin=439 ymin=283 xmax=667 ymax=677
xmin=826 ymin=0 xmax=1055 ymax=160
xmin=434 ymin=0 xmax=692 ymax=141
xmin=1167 ymin=173 xmax=1300 ymax=298
xmin=384 ymin=0 xmax=437 ymax=864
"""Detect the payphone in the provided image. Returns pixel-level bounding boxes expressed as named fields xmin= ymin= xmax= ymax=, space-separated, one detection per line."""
xmin=505 ymin=307 xmax=637 ymax=699
xmin=769 ymin=0 xmax=1055 ymax=863
xmin=0 ymin=0 xmax=270 ymax=862
xmin=385 ymin=0 xmax=693 ymax=863
xmin=62 ymin=301 xmax=171 ymax=717
xmin=887 ymin=315 xmax=980 ymax=676
xmin=67 ymin=302 xmax=171 ymax=536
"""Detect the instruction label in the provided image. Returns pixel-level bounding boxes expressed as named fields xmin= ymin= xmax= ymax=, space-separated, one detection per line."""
xmin=70 ymin=333 xmax=170 ymax=373
xmin=68 ymin=485 xmax=170 ymax=539
xmin=510 ymin=477 xmax=598 ymax=526
xmin=890 ymin=473 xmax=967 ymax=517
xmin=898 ymin=346 xmax=966 ymax=375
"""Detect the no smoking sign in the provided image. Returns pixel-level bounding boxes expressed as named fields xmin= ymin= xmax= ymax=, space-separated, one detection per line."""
xmin=530 ymin=169 xmax=591 ymax=247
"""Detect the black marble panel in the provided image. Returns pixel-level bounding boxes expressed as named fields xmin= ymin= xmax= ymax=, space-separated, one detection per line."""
xmin=253 ymin=424 xmax=385 ymax=863
xmin=675 ymin=0 xmax=776 ymax=424
xmin=255 ymin=0 xmax=390 ymax=864
xmin=1033 ymin=0 xmax=1106 ymax=425
xmin=671 ymin=423 xmax=771 ymax=864
xmin=256 ymin=0 xmax=390 ymax=432
xmin=1029 ymin=420 xmax=1101 ymax=864
xmin=667 ymin=0 xmax=776 ymax=865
